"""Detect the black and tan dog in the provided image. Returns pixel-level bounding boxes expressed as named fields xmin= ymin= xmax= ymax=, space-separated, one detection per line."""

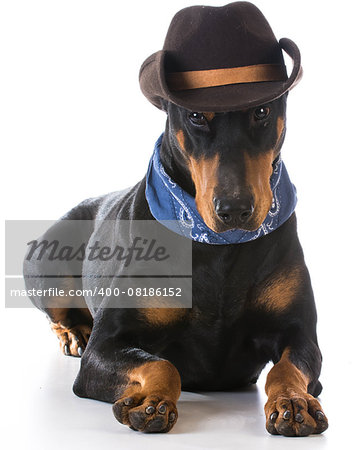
xmin=24 ymin=2 xmax=328 ymax=437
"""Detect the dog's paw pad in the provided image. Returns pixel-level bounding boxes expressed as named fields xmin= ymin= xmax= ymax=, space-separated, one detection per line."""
xmin=113 ymin=394 xmax=178 ymax=433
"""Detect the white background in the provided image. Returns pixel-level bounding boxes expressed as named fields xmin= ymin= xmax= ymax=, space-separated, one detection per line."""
xmin=1 ymin=0 xmax=358 ymax=448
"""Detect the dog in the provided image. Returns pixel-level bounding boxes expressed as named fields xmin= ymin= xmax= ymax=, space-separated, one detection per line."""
xmin=23 ymin=2 xmax=328 ymax=437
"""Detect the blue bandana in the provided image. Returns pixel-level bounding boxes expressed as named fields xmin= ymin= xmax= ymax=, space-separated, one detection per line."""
xmin=145 ymin=134 xmax=297 ymax=244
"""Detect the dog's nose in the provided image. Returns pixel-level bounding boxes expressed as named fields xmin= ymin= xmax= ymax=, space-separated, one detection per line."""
xmin=214 ymin=196 xmax=254 ymax=224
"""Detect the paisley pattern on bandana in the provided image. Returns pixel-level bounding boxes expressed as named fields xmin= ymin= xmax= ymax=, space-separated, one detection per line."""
xmin=145 ymin=135 xmax=297 ymax=245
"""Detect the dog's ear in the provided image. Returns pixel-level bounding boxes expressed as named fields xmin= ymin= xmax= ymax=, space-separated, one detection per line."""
xmin=160 ymin=99 xmax=169 ymax=113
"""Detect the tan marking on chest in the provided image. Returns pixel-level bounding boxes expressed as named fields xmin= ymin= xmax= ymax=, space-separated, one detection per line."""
xmin=139 ymin=297 xmax=187 ymax=326
xmin=140 ymin=308 xmax=187 ymax=326
xmin=256 ymin=265 xmax=304 ymax=312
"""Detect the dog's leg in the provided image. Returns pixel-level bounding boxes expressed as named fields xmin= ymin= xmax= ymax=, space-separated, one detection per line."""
xmin=264 ymin=346 xmax=328 ymax=437
xmin=48 ymin=306 xmax=92 ymax=357
xmin=33 ymin=276 xmax=93 ymax=357
xmin=73 ymin=311 xmax=181 ymax=433
xmin=24 ymin=202 xmax=97 ymax=356
xmin=46 ymin=278 xmax=93 ymax=357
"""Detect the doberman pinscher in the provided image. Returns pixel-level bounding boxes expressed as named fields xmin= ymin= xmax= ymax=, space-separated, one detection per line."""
xmin=23 ymin=1 xmax=328 ymax=438
xmin=24 ymin=95 xmax=328 ymax=436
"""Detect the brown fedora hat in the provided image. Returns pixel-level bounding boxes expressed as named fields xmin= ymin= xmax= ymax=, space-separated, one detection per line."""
xmin=139 ymin=2 xmax=302 ymax=112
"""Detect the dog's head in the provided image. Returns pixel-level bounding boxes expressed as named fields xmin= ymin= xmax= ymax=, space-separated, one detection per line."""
xmin=162 ymin=95 xmax=287 ymax=232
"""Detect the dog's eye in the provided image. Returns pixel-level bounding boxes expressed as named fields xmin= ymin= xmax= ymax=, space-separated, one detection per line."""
xmin=188 ymin=112 xmax=207 ymax=126
xmin=254 ymin=106 xmax=270 ymax=120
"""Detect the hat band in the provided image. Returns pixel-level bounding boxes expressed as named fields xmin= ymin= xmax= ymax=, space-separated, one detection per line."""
xmin=167 ymin=64 xmax=287 ymax=91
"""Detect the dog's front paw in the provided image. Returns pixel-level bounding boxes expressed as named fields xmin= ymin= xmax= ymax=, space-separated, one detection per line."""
xmin=113 ymin=392 xmax=178 ymax=433
xmin=265 ymin=392 xmax=328 ymax=437
xmin=51 ymin=322 xmax=92 ymax=357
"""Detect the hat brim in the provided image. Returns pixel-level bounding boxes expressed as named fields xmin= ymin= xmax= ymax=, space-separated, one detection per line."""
xmin=139 ymin=38 xmax=302 ymax=112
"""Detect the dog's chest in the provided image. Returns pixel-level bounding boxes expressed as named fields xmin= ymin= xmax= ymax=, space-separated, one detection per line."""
xmin=157 ymin=294 xmax=272 ymax=390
